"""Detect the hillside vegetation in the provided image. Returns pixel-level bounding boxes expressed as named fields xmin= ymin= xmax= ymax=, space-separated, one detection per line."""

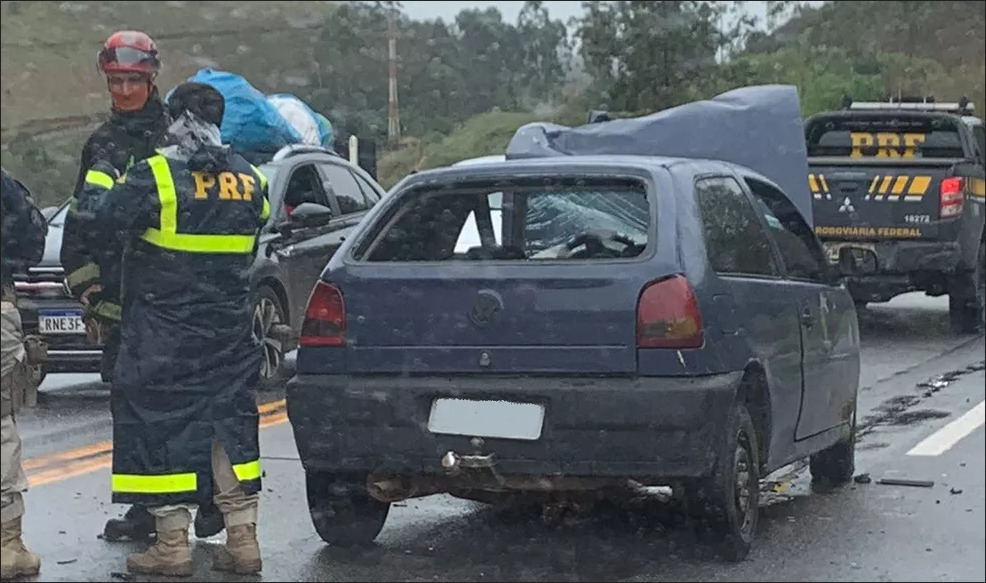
xmin=0 ymin=0 xmax=334 ymax=133
xmin=379 ymin=0 xmax=985 ymax=187
xmin=1 ymin=0 xmax=983 ymax=202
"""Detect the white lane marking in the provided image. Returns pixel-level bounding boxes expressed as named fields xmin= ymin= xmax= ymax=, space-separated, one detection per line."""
xmin=906 ymin=400 xmax=985 ymax=456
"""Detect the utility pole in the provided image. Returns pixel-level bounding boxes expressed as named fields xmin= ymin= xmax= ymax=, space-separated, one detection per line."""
xmin=387 ymin=5 xmax=401 ymax=148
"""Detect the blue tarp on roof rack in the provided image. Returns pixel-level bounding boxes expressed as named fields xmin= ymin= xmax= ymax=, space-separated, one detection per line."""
xmin=505 ymin=84 xmax=814 ymax=224
xmin=166 ymin=68 xmax=304 ymax=153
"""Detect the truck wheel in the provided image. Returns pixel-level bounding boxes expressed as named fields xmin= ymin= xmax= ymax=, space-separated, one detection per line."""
xmin=810 ymin=410 xmax=856 ymax=487
xmin=948 ymin=242 xmax=985 ymax=335
xmin=305 ymin=471 xmax=390 ymax=547
xmin=684 ymin=402 xmax=760 ymax=562
xmin=975 ymin=241 xmax=985 ymax=333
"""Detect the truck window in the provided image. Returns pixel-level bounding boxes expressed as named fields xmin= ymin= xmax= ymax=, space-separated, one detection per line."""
xmin=973 ymin=125 xmax=986 ymax=165
xmin=806 ymin=114 xmax=966 ymax=159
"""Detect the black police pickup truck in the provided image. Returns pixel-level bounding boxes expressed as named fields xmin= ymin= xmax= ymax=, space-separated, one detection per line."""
xmin=805 ymin=96 xmax=986 ymax=334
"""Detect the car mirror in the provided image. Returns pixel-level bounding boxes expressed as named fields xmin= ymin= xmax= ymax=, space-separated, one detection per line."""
xmin=286 ymin=202 xmax=334 ymax=229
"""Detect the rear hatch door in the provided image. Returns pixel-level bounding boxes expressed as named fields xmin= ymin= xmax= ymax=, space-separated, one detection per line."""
xmin=336 ymin=175 xmax=663 ymax=375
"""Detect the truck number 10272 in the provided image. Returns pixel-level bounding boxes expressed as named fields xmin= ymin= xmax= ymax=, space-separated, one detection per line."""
xmin=903 ymin=214 xmax=931 ymax=224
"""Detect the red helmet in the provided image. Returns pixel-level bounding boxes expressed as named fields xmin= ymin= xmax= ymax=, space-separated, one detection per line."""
xmin=97 ymin=30 xmax=160 ymax=75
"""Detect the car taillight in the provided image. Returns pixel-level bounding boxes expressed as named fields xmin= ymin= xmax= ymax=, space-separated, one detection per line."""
xmin=299 ymin=282 xmax=346 ymax=347
xmin=636 ymin=275 xmax=704 ymax=349
xmin=939 ymin=177 xmax=965 ymax=219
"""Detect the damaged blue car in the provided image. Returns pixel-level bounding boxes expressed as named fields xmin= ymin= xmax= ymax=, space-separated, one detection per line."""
xmin=285 ymin=85 xmax=862 ymax=561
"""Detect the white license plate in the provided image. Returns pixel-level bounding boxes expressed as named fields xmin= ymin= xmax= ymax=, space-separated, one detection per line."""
xmin=38 ymin=310 xmax=85 ymax=335
xmin=427 ymin=398 xmax=545 ymax=441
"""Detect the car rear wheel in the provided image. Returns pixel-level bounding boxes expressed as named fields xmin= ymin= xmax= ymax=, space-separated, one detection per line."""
xmin=683 ymin=402 xmax=760 ymax=562
xmin=305 ymin=471 xmax=390 ymax=547
xmin=253 ymin=286 xmax=287 ymax=389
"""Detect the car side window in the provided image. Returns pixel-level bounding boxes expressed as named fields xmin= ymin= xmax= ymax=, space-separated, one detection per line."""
xmin=319 ymin=163 xmax=370 ymax=215
xmin=695 ymin=176 xmax=779 ymax=277
xmin=352 ymin=172 xmax=382 ymax=206
xmin=283 ymin=163 xmax=330 ymax=210
xmin=744 ymin=177 xmax=829 ymax=283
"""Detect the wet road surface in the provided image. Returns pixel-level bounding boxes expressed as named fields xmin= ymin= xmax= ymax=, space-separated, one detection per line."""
xmin=10 ymin=293 xmax=986 ymax=582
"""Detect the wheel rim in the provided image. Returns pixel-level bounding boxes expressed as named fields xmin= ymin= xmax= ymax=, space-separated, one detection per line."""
xmin=254 ymin=296 xmax=284 ymax=380
xmin=733 ymin=437 xmax=755 ymax=535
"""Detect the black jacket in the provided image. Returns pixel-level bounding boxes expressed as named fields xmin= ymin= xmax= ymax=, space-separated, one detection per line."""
xmin=1 ymin=168 xmax=47 ymax=288
xmin=89 ymin=138 xmax=270 ymax=506
xmin=60 ymin=91 xmax=169 ymax=317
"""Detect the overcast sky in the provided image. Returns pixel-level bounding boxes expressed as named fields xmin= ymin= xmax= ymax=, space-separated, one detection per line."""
xmin=399 ymin=1 xmax=823 ymax=27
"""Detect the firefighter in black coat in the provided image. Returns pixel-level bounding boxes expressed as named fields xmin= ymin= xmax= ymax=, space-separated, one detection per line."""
xmin=83 ymin=82 xmax=270 ymax=576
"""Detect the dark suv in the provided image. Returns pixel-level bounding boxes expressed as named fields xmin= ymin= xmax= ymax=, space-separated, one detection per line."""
xmin=15 ymin=144 xmax=386 ymax=386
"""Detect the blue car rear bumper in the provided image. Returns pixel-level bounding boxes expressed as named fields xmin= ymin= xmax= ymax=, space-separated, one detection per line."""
xmin=286 ymin=371 xmax=742 ymax=481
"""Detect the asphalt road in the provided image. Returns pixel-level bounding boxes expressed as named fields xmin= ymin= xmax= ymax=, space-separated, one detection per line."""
xmin=10 ymin=293 xmax=986 ymax=582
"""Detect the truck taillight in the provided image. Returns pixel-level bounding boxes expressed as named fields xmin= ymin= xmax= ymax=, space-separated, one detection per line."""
xmin=636 ymin=275 xmax=705 ymax=349
xmin=299 ymin=282 xmax=346 ymax=347
xmin=939 ymin=177 xmax=965 ymax=219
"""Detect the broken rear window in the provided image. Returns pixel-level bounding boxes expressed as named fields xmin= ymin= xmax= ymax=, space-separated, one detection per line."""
xmin=356 ymin=177 xmax=651 ymax=262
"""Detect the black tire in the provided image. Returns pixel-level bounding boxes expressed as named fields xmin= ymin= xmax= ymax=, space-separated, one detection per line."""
xmin=253 ymin=286 xmax=288 ymax=390
xmin=948 ymin=242 xmax=985 ymax=335
xmin=684 ymin=402 xmax=760 ymax=562
xmin=305 ymin=471 xmax=390 ymax=547
xmin=974 ymin=241 xmax=986 ymax=333
xmin=810 ymin=410 xmax=856 ymax=487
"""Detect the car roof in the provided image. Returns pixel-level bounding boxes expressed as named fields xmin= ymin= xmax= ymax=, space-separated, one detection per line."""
xmin=405 ymin=154 xmax=775 ymax=188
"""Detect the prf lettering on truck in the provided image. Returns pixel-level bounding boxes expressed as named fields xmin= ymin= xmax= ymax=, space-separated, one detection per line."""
xmin=850 ymin=132 xmax=926 ymax=159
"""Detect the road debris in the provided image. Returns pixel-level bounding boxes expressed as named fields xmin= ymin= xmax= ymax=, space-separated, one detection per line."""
xmin=853 ymin=473 xmax=872 ymax=484
xmin=876 ymin=477 xmax=935 ymax=488
xmin=949 ymin=487 xmax=963 ymax=495
xmin=56 ymin=558 xmax=78 ymax=565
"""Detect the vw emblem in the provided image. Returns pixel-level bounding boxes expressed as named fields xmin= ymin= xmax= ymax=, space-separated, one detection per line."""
xmin=469 ymin=290 xmax=503 ymax=328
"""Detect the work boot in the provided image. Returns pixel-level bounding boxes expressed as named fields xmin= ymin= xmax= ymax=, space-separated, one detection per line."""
xmin=125 ymin=528 xmax=193 ymax=577
xmin=211 ymin=524 xmax=262 ymax=574
xmin=103 ymin=504 xmax=155 ymax=542
xmin=0 ymin=517 xmax=41 ymax=580
xmin=193 ymin=501 xmax=225 ymax=538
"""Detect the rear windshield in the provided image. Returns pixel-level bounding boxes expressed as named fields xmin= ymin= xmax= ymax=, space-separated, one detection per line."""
xmin=356 ymin=177 xmax=650 ymax=262
xmin=806 ymin=114 xmax=967 ymax=159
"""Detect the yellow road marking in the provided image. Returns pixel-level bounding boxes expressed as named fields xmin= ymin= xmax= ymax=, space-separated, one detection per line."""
xmin=25 ymin=399 xmax=288 ymax=487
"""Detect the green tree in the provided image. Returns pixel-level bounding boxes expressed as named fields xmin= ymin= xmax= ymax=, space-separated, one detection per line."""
xmin=516 ymin=1 xmax=569 ymax=106
xmin=575 ymin=1 xmax=752 ymax=112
